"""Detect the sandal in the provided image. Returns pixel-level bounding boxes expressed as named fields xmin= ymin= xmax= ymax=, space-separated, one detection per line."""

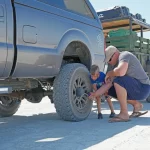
xmin=129 ymin=111 xmax=148 ymax=118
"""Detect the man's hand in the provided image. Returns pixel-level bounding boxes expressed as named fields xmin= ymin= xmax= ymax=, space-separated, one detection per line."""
xmin=105 ymin=75 xmax=110 ymax=83
xmin=105 ymin=71 xmax=113 ymax=83
xmin=105 ymin=62 xmax=128 ymax=83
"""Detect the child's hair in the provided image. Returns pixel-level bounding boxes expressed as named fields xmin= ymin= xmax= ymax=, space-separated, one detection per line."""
xmin=90 ymin=65 xmax=99 ymax=75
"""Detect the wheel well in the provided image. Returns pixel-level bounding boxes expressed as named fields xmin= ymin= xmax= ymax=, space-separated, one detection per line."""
xmin=63 ymin=41 xmax=91 ymax=70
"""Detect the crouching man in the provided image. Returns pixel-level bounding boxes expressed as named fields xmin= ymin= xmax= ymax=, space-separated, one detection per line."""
xmin=89 ymin=46 xmax=150 ymax=123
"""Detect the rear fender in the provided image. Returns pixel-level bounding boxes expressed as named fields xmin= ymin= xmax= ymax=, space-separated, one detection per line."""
xmin=57 ymin=29 xmax=93 ymax=68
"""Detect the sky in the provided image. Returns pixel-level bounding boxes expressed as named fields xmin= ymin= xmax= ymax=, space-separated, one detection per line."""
xmin=90 ymin=0 xmax=150 ymax=38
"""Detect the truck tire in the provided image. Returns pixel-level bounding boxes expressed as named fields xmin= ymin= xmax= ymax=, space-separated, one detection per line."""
xmin=0 ymin=96 xmax=21 ymax=117
xmin=53 ymin=63 xmax=92 ymax=121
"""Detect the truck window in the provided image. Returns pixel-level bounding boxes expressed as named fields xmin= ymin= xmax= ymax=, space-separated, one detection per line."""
xmin=37 ymin=0 xmax=66 ymax=9
xmin=38 ymin=0 xmax=94 ymax=19
xmin=63 ymin=0 xmax=94 ymax=19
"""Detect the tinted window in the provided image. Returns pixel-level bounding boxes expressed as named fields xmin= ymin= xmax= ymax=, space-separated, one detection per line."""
xmin=38 ymin=0 xmax=94 ymax=19
xmin=37 ymin=0 xmax=66 ymax=9
xmin=64 ymin=0 xmax=94 ymax=18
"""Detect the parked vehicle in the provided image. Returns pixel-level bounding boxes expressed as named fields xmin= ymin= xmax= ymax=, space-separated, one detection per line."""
xmin=0 ymin=0 xmax=105 ymax=121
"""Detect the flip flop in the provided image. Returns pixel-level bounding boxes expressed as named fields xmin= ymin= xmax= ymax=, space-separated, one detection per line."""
xmin=129 ymin=111 xmax=148 ymax=118
xmin=109 ymin=116 xmax=130 ymax=123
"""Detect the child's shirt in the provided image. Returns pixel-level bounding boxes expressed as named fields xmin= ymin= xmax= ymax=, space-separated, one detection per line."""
xmin=90 ymin=72 xmax=106 ymax=89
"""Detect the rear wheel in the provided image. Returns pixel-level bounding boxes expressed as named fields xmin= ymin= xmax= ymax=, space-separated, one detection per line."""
xmin=0 ymin=96 xmax=21 ymax=117
xmin=53 ymin=63 xmax=92 ymax=121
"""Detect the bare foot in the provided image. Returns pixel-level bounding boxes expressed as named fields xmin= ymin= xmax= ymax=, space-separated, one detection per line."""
xmin=116 ymin=113 xmax=129 ymax=120
xmin=109 ymin=112 xmax=129 ymax=123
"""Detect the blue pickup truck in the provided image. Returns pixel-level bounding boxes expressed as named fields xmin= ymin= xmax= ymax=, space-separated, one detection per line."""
xmin=0 ymin=0 xmax=105 ymax=121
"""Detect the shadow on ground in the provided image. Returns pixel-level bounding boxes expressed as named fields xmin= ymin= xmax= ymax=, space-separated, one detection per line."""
xmin=0 ymin=100 xmax=150 ymax=150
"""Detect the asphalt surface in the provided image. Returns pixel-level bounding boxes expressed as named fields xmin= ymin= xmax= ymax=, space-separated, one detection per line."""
xmin=0 ymin=97 xmax=150 ymax=150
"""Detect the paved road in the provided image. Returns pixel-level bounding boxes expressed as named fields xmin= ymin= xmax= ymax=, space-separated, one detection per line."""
xmin=0 ymin=97 xmax=150 ymax=150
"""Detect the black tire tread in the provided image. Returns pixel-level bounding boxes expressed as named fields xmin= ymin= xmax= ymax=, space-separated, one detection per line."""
xmin=0 ymin=98 xmax=21 ymax=117
xmin=53 ymin=63 xmax=91 ymax=121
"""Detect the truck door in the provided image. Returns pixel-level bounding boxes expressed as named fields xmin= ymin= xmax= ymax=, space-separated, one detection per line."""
xmin=0 ymin=0 xmax=7 ymax=77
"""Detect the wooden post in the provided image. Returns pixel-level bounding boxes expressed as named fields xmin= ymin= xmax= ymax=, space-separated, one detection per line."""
xmin=129 ymin=18 xmax=133 ymax=50
xmin=141 ymin=26 xmax=143 ymax=37
xmin=129 ymin=18 xmax=132 ymax=34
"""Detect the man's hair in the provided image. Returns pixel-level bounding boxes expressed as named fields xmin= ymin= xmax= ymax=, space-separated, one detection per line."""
xmin=90 ymin=65 xmax=99 ymax=75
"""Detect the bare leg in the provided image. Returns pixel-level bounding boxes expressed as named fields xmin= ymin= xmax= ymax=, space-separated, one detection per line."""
xmin=107 ymin=97 xmax=115 ymax=113
xmin=110 ymin=83 xmax=129 ymax=121
xmin=96 ymin=97 xmax=101 ymax=113
xmin=127 ymin=100 xmax=143 ymax=112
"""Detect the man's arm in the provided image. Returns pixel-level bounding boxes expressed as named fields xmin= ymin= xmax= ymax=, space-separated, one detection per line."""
xmin=105 ymin=62 xmax=128 ymax=82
